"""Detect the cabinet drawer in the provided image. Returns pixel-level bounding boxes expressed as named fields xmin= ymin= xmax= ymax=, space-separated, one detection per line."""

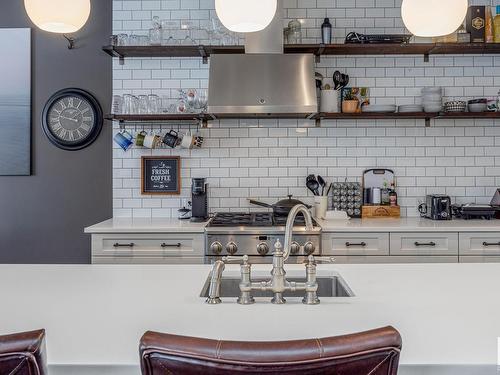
xmin=390 ymin=232 xmax=458 ymax=256
xmin=92 ymin=233 xmax=204 ymax=259
xmin=459 ymin=233 xmax=500 ymax=256
xmin=322 ymin=233 xmax=389 ymax=256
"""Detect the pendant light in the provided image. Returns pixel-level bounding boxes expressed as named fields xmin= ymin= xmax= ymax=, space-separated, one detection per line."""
xmin=401 ymin=0 xmax=468 ymax=37
xmin=215 ymin=0 xmax=278 ymax=33
xmin=24 ymin=0 xmax=91 ymax=48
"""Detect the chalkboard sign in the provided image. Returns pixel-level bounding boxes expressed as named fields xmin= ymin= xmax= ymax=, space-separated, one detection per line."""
xmin=141 ymin=156 xmax=180 ymax=195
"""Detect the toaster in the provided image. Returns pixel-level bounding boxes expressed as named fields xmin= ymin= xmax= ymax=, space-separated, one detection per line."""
xmin=418 ymin=195 xmax=452 ymax=220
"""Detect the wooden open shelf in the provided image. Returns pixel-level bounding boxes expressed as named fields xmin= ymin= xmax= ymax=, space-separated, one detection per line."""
xmin=103 ymin=43 xmax=500 ymax=64
xmin=107 ymin=112 xmax=500 ymax=128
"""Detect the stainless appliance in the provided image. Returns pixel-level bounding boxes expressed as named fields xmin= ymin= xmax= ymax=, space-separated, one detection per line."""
xmin=452 ymin=203 xmax=497 ymax=220
xmin=208 ymin=54 xmax=317 ymax=116
xmin=191 ymin=178 xmax=208 ymax=222
xmin=418 ymin=195 xmax=452 ymax=220
xmin=205 ymin=212 xmax=322 ymax=264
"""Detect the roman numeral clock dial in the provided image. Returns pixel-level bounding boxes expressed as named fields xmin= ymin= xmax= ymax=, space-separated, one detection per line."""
xmin=42 ymin=89 xmax=103 ymax=151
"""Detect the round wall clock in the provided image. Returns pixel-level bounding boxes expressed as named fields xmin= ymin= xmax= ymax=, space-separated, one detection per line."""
xmin=42 ymin=88 xmax=103 ymax=151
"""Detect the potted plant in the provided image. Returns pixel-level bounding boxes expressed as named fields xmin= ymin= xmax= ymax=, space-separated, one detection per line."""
xmin=342 ymin=91 xmax=359 ymax=113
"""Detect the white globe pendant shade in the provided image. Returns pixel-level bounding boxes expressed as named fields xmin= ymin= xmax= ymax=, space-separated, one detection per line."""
xmin=24 ymin=0 xmax=91 ymax=34
xmin=401 ymin=0 xmax=468 ymax=37
xmin=215 ymin=0 xmax=278 ymax=33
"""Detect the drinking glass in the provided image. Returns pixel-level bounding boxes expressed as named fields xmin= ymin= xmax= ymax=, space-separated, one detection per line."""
xmin=148 ymin=94 xmax=161 ymax=114
xmin=180 ymin=20 xmax=196 ymax=45
xmin=149 ymin=16 xmax=162 ymax=46
xmin=195 ymin=89 xmax=208 ymax=112
xmin=123 ymin=94 xmax=133 ymax=114
xmin=138 ymin=95 xmax=149 ymax=114
xmin=138 ymin=35 xmax=149 ymax=46
xmin=117 ymin=34 xmax=129 ymax=46
xmin=161 ymin=20 xmax=179 ymax=46
xmin=128 ymin=34 xmax=140 ymax=46
xmin=111 ymin=95 xmax=123 ymax=114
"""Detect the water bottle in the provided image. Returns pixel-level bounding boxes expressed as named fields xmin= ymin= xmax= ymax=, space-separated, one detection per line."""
xmin=321 ymin=18 xmax=332 ymax=44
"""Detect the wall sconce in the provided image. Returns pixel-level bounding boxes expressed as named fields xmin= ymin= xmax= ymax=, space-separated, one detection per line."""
xmin=24 ymin=0 xmax=91 ymax=49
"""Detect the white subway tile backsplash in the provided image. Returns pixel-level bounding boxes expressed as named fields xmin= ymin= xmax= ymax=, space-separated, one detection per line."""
xmin=112 ymin=0 xmax=500 ymax=218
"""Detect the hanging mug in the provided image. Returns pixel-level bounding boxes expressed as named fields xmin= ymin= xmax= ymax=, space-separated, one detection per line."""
xmin=143 ymin=132 xmax=161 ymax=149
xmin=113 ymin=130 xmax=134 ymax=151
xmin=180 ymin=131 xmax=194 ymax=149
xmin=163 ymin=129 xmax=180 ymax=148
xmin=135 ymin=130 xmax=147 ymax=147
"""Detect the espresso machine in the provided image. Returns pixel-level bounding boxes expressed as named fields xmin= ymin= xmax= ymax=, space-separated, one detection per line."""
xmin=191 ymin=178 xmax=208 ymax=222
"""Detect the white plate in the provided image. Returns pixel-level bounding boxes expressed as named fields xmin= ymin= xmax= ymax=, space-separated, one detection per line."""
xmin=362 ymin=105 xmax=397 ymax=113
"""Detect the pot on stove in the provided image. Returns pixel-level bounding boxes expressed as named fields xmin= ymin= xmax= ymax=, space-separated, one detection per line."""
xmin=249 ymin=195 xmax=312 ymax=217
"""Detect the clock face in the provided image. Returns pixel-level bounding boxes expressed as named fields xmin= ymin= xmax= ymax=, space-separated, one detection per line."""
xmin=42 ymin=89 xmax=103 ymax=151
xmin=48 ymin=96 xmax=96 ymax=144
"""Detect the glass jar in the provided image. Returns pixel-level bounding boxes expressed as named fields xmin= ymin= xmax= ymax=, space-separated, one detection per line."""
xmin=287 ymin=19 xmax=302 ymax=44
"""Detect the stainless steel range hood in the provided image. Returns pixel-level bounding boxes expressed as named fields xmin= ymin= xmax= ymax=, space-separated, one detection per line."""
xmin=207 ymin=53 xmax=317 ymax=116
xmin=207 ymin=0 xmax=317 ymax=117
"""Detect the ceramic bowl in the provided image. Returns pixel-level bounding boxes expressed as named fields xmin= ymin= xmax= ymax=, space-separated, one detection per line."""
xmin=468 ymin=103 xmax=487 ymax=113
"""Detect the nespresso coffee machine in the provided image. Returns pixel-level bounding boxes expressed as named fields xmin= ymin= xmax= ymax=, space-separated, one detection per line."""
xmin=191 ymin=178 xmax=208 ymax=222
xmin=418 ymin=195 xmax=452 ymax=220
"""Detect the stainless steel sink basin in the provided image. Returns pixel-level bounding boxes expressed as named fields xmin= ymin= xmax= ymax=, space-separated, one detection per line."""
xmin=200 ymin=273 xmax=354 ymax=299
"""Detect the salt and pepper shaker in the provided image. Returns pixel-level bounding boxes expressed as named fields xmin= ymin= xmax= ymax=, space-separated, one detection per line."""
xmin=321 ymin=18 xmax=332 ymax=44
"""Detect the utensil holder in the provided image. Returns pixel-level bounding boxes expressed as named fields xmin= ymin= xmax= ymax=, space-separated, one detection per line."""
xmin=320 ymin=90 xmax=339 ymax=113
xmin=314 ymin=196 xmax=328 ymax=219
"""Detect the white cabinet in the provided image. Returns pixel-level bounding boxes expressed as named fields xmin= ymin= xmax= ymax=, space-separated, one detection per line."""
xmin=390 ymin=232 xmax=459 ymax=256
xmin=322 ymin=233 xmax=389 ymax=256
xmin=92 ymin=233 xmax=205 ymax=264
xmin=459 ymin=232 xmax=500 ymax=256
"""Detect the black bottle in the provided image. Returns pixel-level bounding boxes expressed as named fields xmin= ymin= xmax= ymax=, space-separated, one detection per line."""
xmin=321 ymin=18 xmax=332 ymax=44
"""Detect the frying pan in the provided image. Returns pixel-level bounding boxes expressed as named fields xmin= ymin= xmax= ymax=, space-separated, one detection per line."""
xmin=249 ymin=195 xmax=312 ymax=216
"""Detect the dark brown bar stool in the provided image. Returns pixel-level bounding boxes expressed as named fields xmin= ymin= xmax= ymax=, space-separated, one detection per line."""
xmin=140 ymin=326 xmax=401 ymax=375
xmin=0 ymin=329 xmax=48 ymax=375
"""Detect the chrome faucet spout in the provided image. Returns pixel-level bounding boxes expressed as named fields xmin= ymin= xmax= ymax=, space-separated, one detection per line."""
xmin=283 ymin=204 xmax=313 ymax=262
xmin=206 ymin=260 xmax=225 ymax=304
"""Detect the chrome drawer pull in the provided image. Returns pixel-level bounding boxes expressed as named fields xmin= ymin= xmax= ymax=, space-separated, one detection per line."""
xmin=113 ymin=242 xmax=134 ymax=248
xmin=346 ymin=242 xmax=366 ymax=247
xmin=414 ymin=242 xmax=436 ymax=247
xmin=161 ymin=243 xmax=182 ymax=248
xmin=482 ymin=242 xmax=500 ymax=247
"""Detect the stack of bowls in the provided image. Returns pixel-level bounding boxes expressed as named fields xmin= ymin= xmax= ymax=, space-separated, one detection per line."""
xmin=421 ymin=87 xmax=443 ymax=113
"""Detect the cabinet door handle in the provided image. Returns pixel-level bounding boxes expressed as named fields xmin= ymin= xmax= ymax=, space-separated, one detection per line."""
xmin=414 ymin=241 xmax=436 ymax=247
xmin=161 ymin=242 xmax=182 ymax=248
xmin=482 ymin=242 xmax=500 ymax=247
xmin=346 ymin=242 xmax=367 ymax=247
xmin=113 ymin=243 xmax=135 ymax=248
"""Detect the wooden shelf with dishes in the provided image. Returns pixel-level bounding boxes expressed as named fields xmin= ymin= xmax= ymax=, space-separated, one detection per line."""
xmin=103 ymin=42 xmax=500 ymax=64
xmin=107 ymin=112 xmax=500 ymax=128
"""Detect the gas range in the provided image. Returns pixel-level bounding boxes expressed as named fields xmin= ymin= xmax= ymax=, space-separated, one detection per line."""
xmin=205 ymin=212 xmax=322 ymax=263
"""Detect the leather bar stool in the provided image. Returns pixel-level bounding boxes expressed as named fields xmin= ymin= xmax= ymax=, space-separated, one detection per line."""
xmin=0 ymin=329 xmax=48 ymax=375
xmin=140 ymin=326 xmax=402 ymax=375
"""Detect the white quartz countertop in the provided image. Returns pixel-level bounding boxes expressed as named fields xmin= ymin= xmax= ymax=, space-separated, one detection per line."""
xmin=85 ymin=217 xmax=500 ymax=234
xmin=84 ymin=218 xmax=208 ymax=233
xmin=317 ymin=217 xmax=500 ymax=232
xmin=1 ymin=263 xmax=499 ymax=366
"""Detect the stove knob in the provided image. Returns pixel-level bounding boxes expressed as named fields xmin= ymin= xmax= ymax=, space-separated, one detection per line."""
xmin=226 ymin=242 xmax=238 ymax=255
xmin=257 ymin=242 xmax=269 ymax=256
xmin=304 ymin=241 xmax=315 ymax=255
xmin=210 ymin=241 xmax=223 ymax=255
xmin=290 ymin=241 xmax=301 ymax=255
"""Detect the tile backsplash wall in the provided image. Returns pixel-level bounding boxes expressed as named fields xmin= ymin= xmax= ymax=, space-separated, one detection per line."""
xmin=112 ymin=0 xmax=500 ymax=218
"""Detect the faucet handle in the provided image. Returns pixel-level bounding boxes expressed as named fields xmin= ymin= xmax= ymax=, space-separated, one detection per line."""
xmin=305 ymin=255 xmax=336 ymax=265
xmin=222 ymin=255 xmax=250 ymax=265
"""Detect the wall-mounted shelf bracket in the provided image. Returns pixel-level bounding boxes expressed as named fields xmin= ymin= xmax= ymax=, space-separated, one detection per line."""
xmin=315 ymin=43 xmax=326 ymax=63
xmin=198 ymin=46 xmax=208 ymax=64
xmin=423 ymin=53 xmax=430 ymax=63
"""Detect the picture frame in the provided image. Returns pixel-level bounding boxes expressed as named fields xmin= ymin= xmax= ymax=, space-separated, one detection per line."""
xmin=141 ymin=156 xmax=181 ymax=195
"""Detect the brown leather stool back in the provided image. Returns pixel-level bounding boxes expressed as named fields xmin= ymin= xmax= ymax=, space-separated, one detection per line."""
xmin=0 ymin=329 xmax=48 ymax=375
xmin=140 ymin=326 xmax=402 ymax=375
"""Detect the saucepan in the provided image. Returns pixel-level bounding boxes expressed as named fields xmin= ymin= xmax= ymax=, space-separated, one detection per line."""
xmin=249 ymin=195 xmax=312 ymax=217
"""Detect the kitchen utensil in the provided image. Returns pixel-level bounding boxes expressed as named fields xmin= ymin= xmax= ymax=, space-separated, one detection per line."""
xmin=317 ymin=175 xmax=326 ymax=196
xmin=306 ymin=176 xmax=320 ymax=196
xmin=333 ymin=71 xmax=342 ymax=90
xmin=468 ymin=103 xmax=487 ymax=112
xmin=135 ymin=130 xmax=147 ymax=147
xmin=143 ymin=133 xmax=161 ymax=149
xmin=249 ymin=195 xmax=312 ymax=217
xmin=341 ymin=74 xmax=349 ymax=89
xmin=444 ymin=101 xmax=467 ymax=113
xmin=180 ymin=131 xmax=194 ymax=149
xmin=113 ymin=130 xmax=134 ymax=151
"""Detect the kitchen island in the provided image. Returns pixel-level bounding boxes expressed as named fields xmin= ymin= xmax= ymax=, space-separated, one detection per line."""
xmin=1 ymin=263 xmax=499 ymax=369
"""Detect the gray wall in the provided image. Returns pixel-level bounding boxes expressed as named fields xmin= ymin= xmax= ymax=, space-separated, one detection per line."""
xmin=0 ymin=0 xmax=112 ymax=263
